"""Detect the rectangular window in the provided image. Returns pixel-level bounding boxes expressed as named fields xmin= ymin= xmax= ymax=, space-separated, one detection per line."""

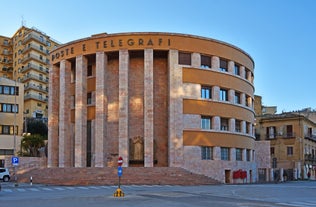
xmin=220 ymin=89 xmax=228 ymax=101
xmin=246 ymin=149 xmax=251 ymax=161
xmin=287 ymin=146 xmax=293 ymax=156
xmin=201 ymin=55 xmax=211 ymax=69
xmin=221 ymin=147 xmax=230 ymax=160
xmin=220 ymin=118 xmax=229 ymax=131
xmin=3 ymin=86 xmax=9 ymax=94
xmin=270 ymin=147 xmax=275 ymax=156
xmin=234 ymin=64 xmax=240 ymax=75
xmin=201 ymin=86 xmax=211 ymax=99
xmin=201 ymin=116 xmax=211 ymax=130
xmin=87 ymin=65 xmax=93 ymax=76
xmin=87 ymin=92 xmax=92 ymax=105
xmin=267 ymin=126 xmax=276 ymax=139
xmin=234 ymin=92 xmax=241 ymax=104
xmin=235 ymin=120 xmax=241 ymax=132
xmin=219 ymin=59 xmax=228 ymax=72
xmin=178 ymin=52 xmax=191 ymax=65
xmin=201 ymin=146 xmax=212 ymax=160
xmin=236 ymin=148 xmax=243 ymax=161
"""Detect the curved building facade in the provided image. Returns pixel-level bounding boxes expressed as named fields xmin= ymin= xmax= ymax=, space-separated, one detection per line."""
xmin=48 ymin=32 xmax=256 ymax=183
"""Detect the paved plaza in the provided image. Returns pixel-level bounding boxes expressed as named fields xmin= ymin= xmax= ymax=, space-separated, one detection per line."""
xmin=1 ymin=181 xmax=315 ymax=207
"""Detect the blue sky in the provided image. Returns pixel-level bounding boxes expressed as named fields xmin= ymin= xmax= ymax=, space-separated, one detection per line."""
xmin=1 ymin=0 xmax=315 ymax=113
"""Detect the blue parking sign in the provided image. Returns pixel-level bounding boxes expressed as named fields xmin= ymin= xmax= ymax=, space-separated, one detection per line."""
xmin=12 ymin=157 xmax=19 ymax=166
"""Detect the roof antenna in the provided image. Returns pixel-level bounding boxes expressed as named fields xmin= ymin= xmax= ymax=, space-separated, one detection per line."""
xmin=21 ymin=15 xmax=26 ymax=27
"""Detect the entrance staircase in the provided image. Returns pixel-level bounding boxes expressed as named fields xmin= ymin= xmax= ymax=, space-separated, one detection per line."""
xmin=16 ymin=167 xmax=220 ymax=186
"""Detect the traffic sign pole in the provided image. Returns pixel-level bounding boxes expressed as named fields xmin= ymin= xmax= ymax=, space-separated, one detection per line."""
xmin=114 ymin=156 xmax=125 ymax=197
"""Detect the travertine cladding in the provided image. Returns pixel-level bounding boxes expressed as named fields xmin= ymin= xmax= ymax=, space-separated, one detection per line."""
xmin=75 ymin=55 xmax=88 ymax=167
xmin=191 ymin=53 xmax=200 ymax=68
xmin=59 ymin=60 xmax=72 ymax=167
xmin=168 ymin=50 xmax=184 ymax=167
xmin=95 ymin=52 xmax=107 ymax=167
xmin=144 ymin=49 xmax=154 ymax=167
xmin=119 ymin=49 xmax=129 ymax=166
xmin=183 ymin=146 xmax=257 ymax=183
xmin=48 ymin=64 xmax=59 ymax=167
xmin=182 ymin=83 xmax=200 ymax=99
xmin=183 ymin=114 xmax=200 ymax=129
xmin=254 ymin=141 xmax=270 ymax=169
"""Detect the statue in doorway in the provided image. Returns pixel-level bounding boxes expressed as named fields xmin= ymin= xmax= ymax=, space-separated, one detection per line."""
xmin=131 ymin=136 xmax=144 ymax=160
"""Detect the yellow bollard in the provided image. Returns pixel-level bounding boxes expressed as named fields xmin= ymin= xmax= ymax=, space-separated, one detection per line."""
xmin=113 ymin=188 xmax=125 ymax=197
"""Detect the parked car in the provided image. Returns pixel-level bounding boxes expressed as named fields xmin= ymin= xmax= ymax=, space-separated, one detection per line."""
xmin=0 ymin=168 xmax=10 ymax=182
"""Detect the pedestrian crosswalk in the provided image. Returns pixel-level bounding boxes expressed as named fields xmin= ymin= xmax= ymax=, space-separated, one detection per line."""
xmin=276 ymin=201 xmax=316 ymax=207
xmin=0 ymin=184 xmax=170 ymax=194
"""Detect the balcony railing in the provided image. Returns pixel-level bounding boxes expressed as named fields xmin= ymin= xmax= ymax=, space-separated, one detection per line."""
xmin=304 ymin=154 xmax=316 ymax=163
xmin=21 ymin=53 xmax=49 ymax=64
xmin=24 ymin=94 xmax=48 ymax=102
xmin=2 ymin=50 xmax=12 ymax=55
xmin=265 ymin=132 xmax=296 ymax=140
xmin=22 ymin=44 xmax=49 ymax=55
xmin=24 ymin=84 xmax=48 ymax=93
xmin=305 ymin=134 xmax=316 ymax=141
xmin=21 ymin=74 xmax=48 ymax=83
xmin=20 ymin=63 xmax=48 ymax=74
xmin=22 ymin=33 xmax=47 ymax=45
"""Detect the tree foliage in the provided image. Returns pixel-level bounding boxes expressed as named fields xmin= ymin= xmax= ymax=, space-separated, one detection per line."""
xmin=26 ymin=118 xmax=48 ymax=139
xmin=20 ymin=134 xmax=45 ymax=157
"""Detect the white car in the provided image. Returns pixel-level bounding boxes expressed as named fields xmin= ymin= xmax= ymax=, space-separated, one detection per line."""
xmin=0 ymin=168 xmax=10 ymax=182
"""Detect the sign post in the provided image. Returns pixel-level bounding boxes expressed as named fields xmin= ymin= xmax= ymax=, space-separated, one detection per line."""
xmin=113 ymin=156 xmax=124 ymax=197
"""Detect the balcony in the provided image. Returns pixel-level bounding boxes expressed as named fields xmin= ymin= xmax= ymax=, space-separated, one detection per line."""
xmin=305 ymin=134 xmax=316 ymax=141
xmin=20 ymin=63 xmax=48 ymax=74
xmin=24 ymin=94 xmax=48 ymax=103
xmin=2 ymin=50 xmax=12 ymax=55
xmin=22 ymin=44 xmax=49 ymax=55
xmin=23 ymin=33 xmax=47 ymax=45
xmin=21 ymin=74 xmax=48 ymax=84
xmin=265 ymin=132 xmax=296 ymax=140
xmin=21 ymin=53 xmax=49 ymax=65
xmin=2 ymin=67 xmax=13 ymax=72
xmin=24 ymin=84 xmax=48 ymax=93
xmin=304 ymin=154 xmax=316 ymax=163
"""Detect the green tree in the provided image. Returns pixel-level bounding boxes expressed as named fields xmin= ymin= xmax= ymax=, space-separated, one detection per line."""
xmin=20 ymin=134 xmax=45 ymax=157
xmin=26 ymin=118 xmax=48 ymax=139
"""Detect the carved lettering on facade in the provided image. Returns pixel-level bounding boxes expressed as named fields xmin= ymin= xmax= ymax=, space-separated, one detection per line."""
xmin=51 ymin=37 xmax=171 ymax=61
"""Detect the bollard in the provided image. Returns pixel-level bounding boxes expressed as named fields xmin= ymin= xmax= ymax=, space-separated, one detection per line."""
xmin=30 ymin=176 xmax=32 ymax=186
xmin=113 ymin=188 xmax=124 ymax=197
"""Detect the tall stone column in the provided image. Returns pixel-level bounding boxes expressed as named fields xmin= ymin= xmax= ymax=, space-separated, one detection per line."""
xmin=211 ymin=56 xmax=219 ymax=70
xmin=119 ymin=49 xmax=129 ymax=167
xmin=144 ymin=49 xmax=154 ymax=167
xmin=168 ymin=49 xmax=183 ymax=167
xmin=48 ymin=64 xmax=59 ymax=167
xmin=75 ymin=55 xmax=87 ymax=167
xmin=59 ymin=60 xmax=72 ymax=167
xmin=95 ymin=52 xmax=108 ymax=167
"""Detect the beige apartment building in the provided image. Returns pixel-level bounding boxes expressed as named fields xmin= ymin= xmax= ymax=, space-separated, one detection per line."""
xmin=0 ymin=77 xmax=24 ymax=167
xmin=255 ymin=97 xmax=316 ymax=180
xmin=0 ymin=26 xmax=59 ymax=121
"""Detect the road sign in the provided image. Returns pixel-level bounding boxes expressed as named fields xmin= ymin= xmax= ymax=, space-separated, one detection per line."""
xmin=12 ymin=157 xmax=19 ymax=166
xmin=118 ymin=156 xmax=123 ymax=166
xmin=118 ymin=166 xmax=123 ymax=177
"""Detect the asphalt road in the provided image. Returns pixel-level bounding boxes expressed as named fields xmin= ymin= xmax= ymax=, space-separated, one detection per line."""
xmin=1 ymin=181 xmax=315 ymax=207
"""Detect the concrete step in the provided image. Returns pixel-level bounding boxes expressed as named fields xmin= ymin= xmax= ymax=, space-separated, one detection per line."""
xmin=17 ymin=167 xmax=220 ymax=186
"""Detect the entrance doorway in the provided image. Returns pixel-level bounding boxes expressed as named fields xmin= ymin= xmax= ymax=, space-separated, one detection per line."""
xmin=225 ymin=170 xmax=231 ymax=183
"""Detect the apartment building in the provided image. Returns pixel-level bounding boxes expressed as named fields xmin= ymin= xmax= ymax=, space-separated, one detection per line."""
xmin=255 ymin=96 xmax=316 ymax=180
xmin=0 ymin=77 xmax=24 ymax=166
xmin=0 ymin=26 xmax=59 ymax=121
